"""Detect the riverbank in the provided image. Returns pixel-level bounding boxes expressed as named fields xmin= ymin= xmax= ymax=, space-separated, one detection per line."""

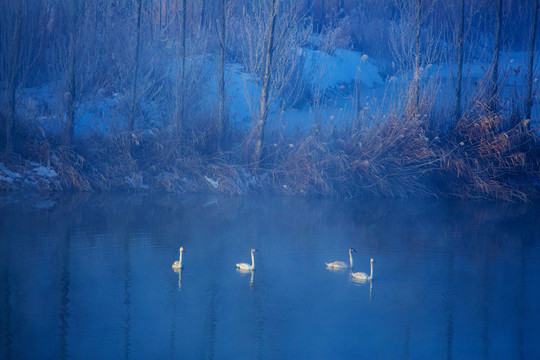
xmin=2 ymin=103 xmax=539 ymax=202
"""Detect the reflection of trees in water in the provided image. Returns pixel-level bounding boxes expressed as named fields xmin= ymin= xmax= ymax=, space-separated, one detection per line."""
xmin=445 ymin=251 xmax=455 ymax=360
xmin=481 ymin=250 xmax=491 ymax=360
xmin=205 ymin=285 xmax=218 ymax=360
xmin=123 ymin=230 xmax=132 ymax=360
xmin=2 ymin=244 xmax=13 ymax=360
xmin=168 ymin=286 xmax=177 ymax=360
xmin=402 ymin=313 xmax=411 ymax=360
xmin=251 ymin=276 xmax=265 ymax=360
xmin=517 ymin=238 xmax=525 ymax=360
xmin=58 ymin=228 xmax=71 ymax=360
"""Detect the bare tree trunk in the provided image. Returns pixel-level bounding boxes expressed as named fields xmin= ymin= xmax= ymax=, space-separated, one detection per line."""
xmin=200 ymin=0 xmax=206 ymax=31
xmin=251 ymin=0 xmax=279 ymax=165
xmin=491 ymin=0 xmax=503 ymax=110
xmin=180 ymin=0 xmax=185 ymax=83
xmin=165 ymin=0 xmax=169 ymax=36
xmin=455 ymin=0 xmax=465 ymax=120
xmin=217 ymin=0 xmax=226 ymax=151
xmin=525 ymin=0 xmax=539 ymax=124
xmin=65 ymin=0 xmax=79 ymax=146
xmin=129 ymin=0 xmax=143 ymax=134
xmin=177 ymin=0 xmax=186 ymax=133
xmin=159 ymin=0 xmax=162 ymax=33
xmin=5 ymin=2 xmax=23 ymax=154
xmin=412 ymin=0 xmax=421 ymax=110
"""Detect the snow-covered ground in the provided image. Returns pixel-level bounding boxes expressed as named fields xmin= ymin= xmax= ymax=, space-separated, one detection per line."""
xmin=13 ymin=48 xmax=540 ymax=137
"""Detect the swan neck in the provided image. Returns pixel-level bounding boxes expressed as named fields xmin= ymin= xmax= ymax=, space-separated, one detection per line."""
xmin=251 ymin=251 xmax=255 ymax=269
xmin=179 ymin=250 xmax=183 ymax=267
xmin=349 ymin=250 xmax=353 ymax=268
xmin=370 ymin=261 xmax=373 ymax=279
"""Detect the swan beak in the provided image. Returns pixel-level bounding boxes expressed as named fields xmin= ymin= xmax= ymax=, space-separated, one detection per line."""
xmin=351 ymin=248 xmax=357 ymax=253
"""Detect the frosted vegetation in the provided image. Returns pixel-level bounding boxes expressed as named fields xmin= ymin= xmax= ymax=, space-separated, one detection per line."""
xmin=0 ymin=0 xmax=539 ymax=200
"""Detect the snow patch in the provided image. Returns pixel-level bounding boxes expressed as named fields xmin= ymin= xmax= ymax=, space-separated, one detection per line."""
xmin=33 ymin=166 xmax=58 ymax=178
xmin=0 ymin=163 xmax=22 ymax=179
xmin=204 ymin=176 xmax=219 ymax=189
xmin=125 ymin=175 xmax=149 ymax=190
xmin=0 ymin=175 xmax=14 ymax=184
xmin=303 ymin=49 xmax=383 ymax=90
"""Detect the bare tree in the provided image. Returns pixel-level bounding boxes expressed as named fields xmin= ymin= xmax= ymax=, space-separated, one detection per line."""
xmin=525 ymin=0 xmax=539 ymax=124
xmin=129 ymin=0 xmax=143 ymax=134
xmin=412 ymin=0 xmax=422 ymax=109
xmin=250 ymin=0 xmax=279 ymax=164
xmin=233 ymin=0 xmax=310 ymax=163
xmin=64 ymin=0 xmax=84 ymax=146
xmin=217 ymin=0 xmax=227 ymax=150
xmin=176 ymin=0 xmax=187 ymax=132
xmin=455 ymin=0 xmax=465 ymax=120
xmin=490 ymin=0 xmax=503 ymax=110
xmin=3 ymin=1 xmax=23 ymax=154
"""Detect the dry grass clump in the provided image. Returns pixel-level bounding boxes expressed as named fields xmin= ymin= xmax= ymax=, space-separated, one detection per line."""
xmin=340 ymin=112 xmax=438 ymax=197
xmin=15 ymin=129 xmax=91 ymax=191
xmin=437 ymin=102 xmax=534 ymax=201
xmin=268 ymin=111 xmax=440 ymax=198
xmin=268 ymin=129 xmax=346 ymax=195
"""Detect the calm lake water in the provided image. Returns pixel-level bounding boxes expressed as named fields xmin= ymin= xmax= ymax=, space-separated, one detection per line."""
xmin=1 ymin=194 xmax=539 ymax=359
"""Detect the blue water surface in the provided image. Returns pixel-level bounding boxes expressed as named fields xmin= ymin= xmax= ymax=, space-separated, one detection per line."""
xmin=1 ymin=194 xmax=539 ymax=359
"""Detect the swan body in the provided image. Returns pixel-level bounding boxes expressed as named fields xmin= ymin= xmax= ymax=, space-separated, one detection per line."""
xmin=351 ymin=258 xmax=375 ymax=280
xmin=326 ymin=248 xmax=356 ymax=269
xmin=236 ymin=249 xmax=258 ymax=270
xmin=172 ymin=247 xmax=185 ymax=269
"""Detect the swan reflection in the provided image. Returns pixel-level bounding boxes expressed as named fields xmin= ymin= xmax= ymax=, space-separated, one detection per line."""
xmin=236 ymin=268 xmax=255 ymax=288
xmin=173 ymin=267 xmax=182 ymax=290
xmin=349 ymin=274 xmax=373 ymax=300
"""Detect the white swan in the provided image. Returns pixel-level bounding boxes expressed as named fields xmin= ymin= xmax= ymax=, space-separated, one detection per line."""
xmin=236 ymin=249 xmax=258 ymax=270
xmin=351 ymin=258 xmax=375 ymax=280
xmin=326 ymin=248 xmax=356 ymax=269
xmin=172 ymin=247 xmax=185 ymax=269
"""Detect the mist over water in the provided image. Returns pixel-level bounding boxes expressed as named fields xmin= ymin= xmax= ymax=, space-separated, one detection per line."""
xmin=1 ymin=194 xmax=539 ymax=359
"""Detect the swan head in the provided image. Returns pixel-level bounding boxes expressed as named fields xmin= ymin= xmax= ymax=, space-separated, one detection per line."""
xmin=251 ymin=248 xmax=258 ymax=253
xmin=371 ymin=258 xmax=375 ymax=263
xmin=350 ymin=248 xmax=357 ymax=253
xmin=180 ymin=247 xmax=185 ymax=252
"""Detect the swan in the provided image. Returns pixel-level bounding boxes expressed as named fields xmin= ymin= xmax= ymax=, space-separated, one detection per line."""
xmin=172 ymin=247 xmax=185 ymax=269
xmin=236 ymin=249 xmax=258 ymax=270
xmin=326 ymin=248 xmax=356 ymax=269
xmin=351 ymin=258 xmax=375 ymax=280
